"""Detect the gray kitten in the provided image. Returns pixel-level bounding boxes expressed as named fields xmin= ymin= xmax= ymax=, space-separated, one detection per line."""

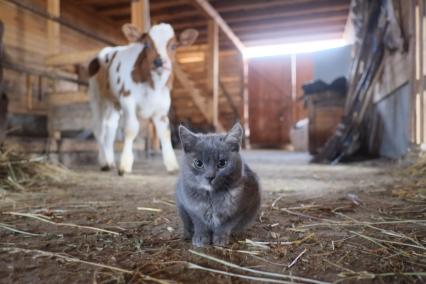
xmin=176 ymin=123 xmax=261 ymax=247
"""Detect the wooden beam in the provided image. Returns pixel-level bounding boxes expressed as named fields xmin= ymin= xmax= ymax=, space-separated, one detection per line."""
xmin=419 ymin=0 xmax=425 ymax=142
xmin=131 ymin=0 xmax=150 ymax=32
xmin=212 ymin=0 xmax=332 ymax=13
xmin=191 ymin=0 xmax=245 ymax=53
xmin=410 ymin=0 xmax=417 ymax=142
xmin=230 ymin=15 xmax=348 ymax=34
xmin=242 ymin=32 xmax=343 ymax=47
xmin=136 ymin=2 xmax=349 ymax=31
xmin=26 ymin=75 xmax=34 ymax=110
xmin=47 ymin=0 xmax=60 ymax=55
xmin=238 ymin=26 xmax=344 ymax=41
xmin=46 ymin=49 xmax=100 ymax=66
xmin=241 ymin=57 xmax=249 ymax=148
xmin=47 ymin=0 xmax=61 ymax=141
xmin=207 ymin=20 xmax=219 ymax=130
xmin=96 ymin=0 xmax=189 ymax=14
xmin=49 ymin=91 xmax=88 ymax=106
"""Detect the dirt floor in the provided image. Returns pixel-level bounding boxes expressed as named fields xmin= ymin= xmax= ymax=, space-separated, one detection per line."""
xmin=0 ymin=150 xmax=425 ymax=283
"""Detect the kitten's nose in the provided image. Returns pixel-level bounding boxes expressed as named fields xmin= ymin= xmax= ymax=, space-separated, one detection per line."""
xmin=206 ymin=176 xmax=215 ymax=184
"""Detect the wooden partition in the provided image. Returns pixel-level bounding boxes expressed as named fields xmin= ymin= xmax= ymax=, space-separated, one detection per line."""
xmin=248 ymin=55 xmax=313 ymax=148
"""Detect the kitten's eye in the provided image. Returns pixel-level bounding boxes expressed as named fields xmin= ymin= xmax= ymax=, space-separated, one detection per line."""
xmin=217 ymin=159 xmax=227 ymax=169
xmin=193 ymin=159 xmax=204 ymax=169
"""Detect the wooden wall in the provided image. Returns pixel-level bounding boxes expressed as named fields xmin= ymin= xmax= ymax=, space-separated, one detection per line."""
xmin=1 ymin=0 xmax=244 ymax=138
xmin=1 ymin=0 xmax=125 ymax=116
xmin=173 ymin=44 xmax=243 ymax=131
xmin=248 ymin=54 xmax=313 ymax=148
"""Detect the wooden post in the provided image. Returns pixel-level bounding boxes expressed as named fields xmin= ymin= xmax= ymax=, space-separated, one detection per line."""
xmin=26 ymin=75 xmax=33 ymax=110
xmin=242 ymin=56 xmax=250 ymax=148
xmin=419 ymin=0 xmax=425 ymax=143
xmin=410 ymin=0 xmax=417 ymax=143
xmin=0 ymin=21 xmax=7 ymax=144
xmin=131 ymin=0 xmax=159 ymax=153
xmin=132 ymin=0 xmax=150 ymax=32
xmin=47 ymin=0 xmax=61 ymax=148
xmin=47 ymin=0 xmax=60 ymax=56
xmin=207 ymin=19 xmax=219 ymax=130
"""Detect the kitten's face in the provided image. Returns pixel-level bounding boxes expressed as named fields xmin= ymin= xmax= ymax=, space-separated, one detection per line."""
xmin=179 ymin=123 xmax=243 ymax=192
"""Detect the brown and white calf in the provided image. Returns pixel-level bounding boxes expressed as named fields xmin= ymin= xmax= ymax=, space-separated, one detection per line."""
xmin=88 ymin=23 xmax=198 ymax=175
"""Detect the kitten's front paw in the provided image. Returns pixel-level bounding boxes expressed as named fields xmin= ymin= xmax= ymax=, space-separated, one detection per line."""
xmin=213 ymin=234 xmax=230 ymax=247
xmin=192 ymin=234 xmax=211 ymax=247
xmin=183 ymin=230 xmax=193 ymax=240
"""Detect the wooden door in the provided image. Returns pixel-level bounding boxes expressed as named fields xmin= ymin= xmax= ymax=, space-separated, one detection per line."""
xmin=248 ymin=56 xmax=292 ymax=147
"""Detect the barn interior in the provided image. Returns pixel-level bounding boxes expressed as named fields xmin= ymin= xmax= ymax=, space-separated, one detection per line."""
xmin=1 ymin=0 xmax=426 ymax=283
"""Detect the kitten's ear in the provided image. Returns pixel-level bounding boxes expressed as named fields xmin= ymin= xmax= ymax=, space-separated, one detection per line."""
xmin=224 ymin=122 xmax=243 ymax=151
xmin=179 ymin=125 xmax=198 ymax=153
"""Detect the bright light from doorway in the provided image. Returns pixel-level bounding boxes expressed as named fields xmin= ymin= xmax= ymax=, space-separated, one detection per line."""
xmin=243 ymin=38 xmax=349 ymax=58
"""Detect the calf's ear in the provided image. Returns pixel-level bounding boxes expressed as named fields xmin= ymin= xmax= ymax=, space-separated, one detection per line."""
xmin=178 ymin=29 xmax=199 ymax=47
xmin=179 ymin=125 xmax=198 ymax=153
xmin=122 ymin=24 xmax=143 ymax=42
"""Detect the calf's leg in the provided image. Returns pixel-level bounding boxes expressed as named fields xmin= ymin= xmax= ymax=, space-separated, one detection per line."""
xmin=152 ymin=114 xmax=179 ymax=173
xmin=101 ymin=109 xmax=120 ymax=170
xmin=118 ymin=108 xmax=139 ymax=175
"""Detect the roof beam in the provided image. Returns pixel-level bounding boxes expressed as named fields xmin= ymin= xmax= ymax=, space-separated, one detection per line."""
xmin=190 ymin=0 xmax=245 ymax=53
xmin=115 ymin=5 xmax=349 ymax=31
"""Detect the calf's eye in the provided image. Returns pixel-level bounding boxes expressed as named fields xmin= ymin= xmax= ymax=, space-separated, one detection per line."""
xmin=193 ymin=159 xmax=204 ymax=169
xmin=217 ymin=159 xmax=227 ymax=168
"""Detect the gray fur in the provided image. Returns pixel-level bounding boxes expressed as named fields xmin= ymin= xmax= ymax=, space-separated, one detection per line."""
xmin=176 ymin=123 xmax=261 ymax=247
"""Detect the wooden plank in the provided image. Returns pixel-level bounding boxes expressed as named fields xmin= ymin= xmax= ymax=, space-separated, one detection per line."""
xmin=46 ymin=49 xmax=100 ymax=66
xmin=207 ymin=20 xmax=219 ymax=130
xmin=191 ymin=0 xmax=245 ymax=53
xmin=49 ymin=91 xmax=88 ymax=106
xmin=131 ymin=0 xmax=150 ymax=32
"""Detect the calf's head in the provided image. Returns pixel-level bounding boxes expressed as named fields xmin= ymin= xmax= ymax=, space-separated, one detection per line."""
xmin=123 ymin=23 xmax=198 ymax=82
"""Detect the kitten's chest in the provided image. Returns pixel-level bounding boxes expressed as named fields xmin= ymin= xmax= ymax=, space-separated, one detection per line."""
xmin=202 ymin=187 xmax=242 ymax=227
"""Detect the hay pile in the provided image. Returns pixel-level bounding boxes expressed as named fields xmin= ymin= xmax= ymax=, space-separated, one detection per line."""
xmin=404 ymin=155 xmax=426 ymax=178
xmin=393 ymin=151 xmax=426 ymax=200
xmin=0 ymin=145 xmax=69 ymax=191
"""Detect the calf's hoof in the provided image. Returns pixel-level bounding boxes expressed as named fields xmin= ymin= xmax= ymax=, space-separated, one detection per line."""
xmin=100 ymin=165 xmax=111 ymax=172
xmin=167 ymin=168 xmax=179 ymax=175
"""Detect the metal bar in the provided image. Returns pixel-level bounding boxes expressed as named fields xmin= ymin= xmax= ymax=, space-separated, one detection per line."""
xmin=5 ymin=0 xmax=116 ymax=46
